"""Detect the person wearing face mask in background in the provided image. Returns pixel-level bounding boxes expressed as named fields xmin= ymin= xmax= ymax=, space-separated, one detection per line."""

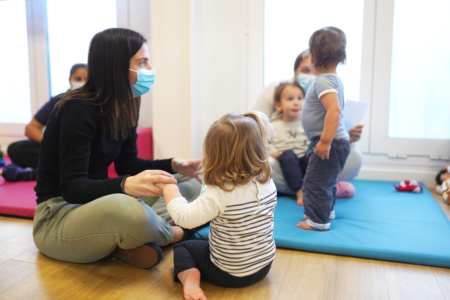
xmin=253 ymin=50 xmax=364 ymax=196
xmin=32 ymin=28 xmax=202 ymax=269
xmin=3 ymin=63 xmax=88 ymax=182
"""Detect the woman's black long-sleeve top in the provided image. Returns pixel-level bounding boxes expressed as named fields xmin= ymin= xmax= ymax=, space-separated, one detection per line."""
xmin=35 ymin=100 xmax=173 ymax=205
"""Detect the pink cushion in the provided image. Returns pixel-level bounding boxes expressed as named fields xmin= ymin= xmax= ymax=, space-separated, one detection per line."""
xmin=0 ymin=157 xmax=37 ymax=218
xmin=107 ymin=127 xmax=153 ymax=178
xmin=0 ymin=127 xmax=153 ymax=218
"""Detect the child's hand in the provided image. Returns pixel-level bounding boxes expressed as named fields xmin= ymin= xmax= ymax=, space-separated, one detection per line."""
xmin=155 ymin=183 xmax=167 ymax=190
xmin=271 ymin=152 xmax=280 ymax=159
xmin=314 ymin=141 xmax=331 ymax=160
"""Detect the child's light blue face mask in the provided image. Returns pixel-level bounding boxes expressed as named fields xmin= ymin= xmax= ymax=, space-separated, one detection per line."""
xmin=129 ymin=68 xmax=156 ymax=97
xmin=297 ymin=73 xmax=316 ymax=94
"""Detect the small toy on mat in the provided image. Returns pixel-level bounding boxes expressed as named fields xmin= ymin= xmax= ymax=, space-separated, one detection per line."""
xmin=438 ymin=178 xmax=450 ymax=204
xmin=336 ymin=181 xmax=355 ymax=198
xmin=0 ymin=144 xmax=5 ymax=168
xmin=435 ymin=165 xmax=450 ymax=194
xmin=393 ymin=180 xmax=423 ymax=193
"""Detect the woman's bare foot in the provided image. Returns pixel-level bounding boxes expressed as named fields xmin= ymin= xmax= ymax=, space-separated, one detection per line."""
xmin=296 ymin=189 xmax=303 ymax=206
xmin=178 ymin=268 xmax=207 ymax=300
xmin=297 ymin=221 xmax=328 ymax=231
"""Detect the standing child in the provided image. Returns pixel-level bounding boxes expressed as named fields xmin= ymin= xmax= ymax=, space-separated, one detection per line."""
xmin=157 ymin=112 xmax=277 ymax=300
xmin=298 ymin=27 xmax=350 ymax=231
xmin=268 ymin=82 xmax=309 ymax=206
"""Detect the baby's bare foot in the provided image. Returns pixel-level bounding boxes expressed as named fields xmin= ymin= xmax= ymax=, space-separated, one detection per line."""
xmin=179 ymin=269 xmax=207 ymax=300
xmin=296 ymin=190 xmax=303 ymax=206
xmin=184 ymin=282 xmax=207 ymax=300
xmin=297 ymin=221 xmax=328 ymax=231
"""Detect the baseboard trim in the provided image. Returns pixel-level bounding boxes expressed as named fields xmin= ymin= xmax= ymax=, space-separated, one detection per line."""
xmin=356 ymin=166 xmax=437 ymax=188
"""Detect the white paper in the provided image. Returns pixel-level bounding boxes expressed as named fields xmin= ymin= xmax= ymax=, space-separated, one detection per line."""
xmin=342 ymin=100 xmax=367 ymax=130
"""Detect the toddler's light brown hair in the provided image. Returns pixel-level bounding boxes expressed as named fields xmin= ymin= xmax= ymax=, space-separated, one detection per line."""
xmin=202 ymin=111 xmax=275 ymax=192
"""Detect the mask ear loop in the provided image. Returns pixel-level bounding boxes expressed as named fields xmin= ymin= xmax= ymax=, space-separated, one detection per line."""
xmin=129 ymin=63 xmax=155 ymax=73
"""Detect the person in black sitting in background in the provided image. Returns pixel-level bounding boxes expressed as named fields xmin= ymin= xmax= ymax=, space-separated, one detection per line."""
xmin=3 ymin=63 xmax=87 ymax=182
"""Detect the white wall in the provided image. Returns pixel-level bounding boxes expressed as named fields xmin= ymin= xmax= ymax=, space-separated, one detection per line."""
xmin=123 ymin=0 xmax=154 ymax=129
xmin=151 ymin=0 xmax=261 ymax=159
xmin=191 ymin=0 xmax=250 ymax=159
xmin=151 ymin=0 xmax=192 ymax=159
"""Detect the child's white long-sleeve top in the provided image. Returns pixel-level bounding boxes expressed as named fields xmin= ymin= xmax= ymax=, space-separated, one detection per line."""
xmin=268 ymin=120 xmax=310 ymax=158
xmin=167 ymin=178 xmax=277 ymax=277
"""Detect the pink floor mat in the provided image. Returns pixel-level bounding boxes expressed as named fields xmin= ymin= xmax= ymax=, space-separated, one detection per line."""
xmin=0 ymin=127 xmax=153 ymax=218
xmin=0 ymin=157 xmax=36 ymax=218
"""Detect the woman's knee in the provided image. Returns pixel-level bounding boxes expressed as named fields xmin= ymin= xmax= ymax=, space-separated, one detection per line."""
xmin=338 ymin=147 xmax=363 ymax=181
xmin=91 ymin=194 xmax=153 ymax=228
xmin=177 ymin=177 xmax=201 ymax=202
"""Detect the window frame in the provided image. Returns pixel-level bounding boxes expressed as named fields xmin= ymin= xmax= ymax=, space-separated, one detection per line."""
xmin=369 ymin=0 xmax=450 ymax=157
xmin=0 ymin=0 xmax=129 ymax=141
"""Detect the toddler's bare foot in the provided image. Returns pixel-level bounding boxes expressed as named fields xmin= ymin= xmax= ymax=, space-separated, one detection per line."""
xmin=296 ymin=189 xmax=303 ymax=206
xmin=178 ymin=268 xmax=207 ymax=300
xmin=297 ymin=221 xmax=328 ymax=231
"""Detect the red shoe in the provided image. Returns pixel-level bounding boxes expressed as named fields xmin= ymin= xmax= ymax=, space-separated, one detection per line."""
xmin=393 ymin=180 xmax=423 ymax=193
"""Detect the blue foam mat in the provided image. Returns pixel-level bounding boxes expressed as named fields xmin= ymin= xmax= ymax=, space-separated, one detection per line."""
xmin=196 ymin=180 xmax=450 ymax=268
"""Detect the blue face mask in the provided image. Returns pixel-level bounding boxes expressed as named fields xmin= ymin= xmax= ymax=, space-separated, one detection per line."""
xmin=130 ymin=68 xmax=156 ymax=97
xmin=297 ymin=73 xmax=316 ymax=93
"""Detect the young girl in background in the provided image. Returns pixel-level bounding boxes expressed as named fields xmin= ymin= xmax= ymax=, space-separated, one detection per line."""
xmin=299 ymin=27 xmax=350 ymax=231
xmin=268 ymin=82 xmax=309 ymax=206
xmin=157 ymin=112 xmax=277 ymax=300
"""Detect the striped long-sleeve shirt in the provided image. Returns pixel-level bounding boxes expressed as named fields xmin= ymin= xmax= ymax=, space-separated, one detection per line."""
xmin=167 ymin=178 xmax=277 ymax=277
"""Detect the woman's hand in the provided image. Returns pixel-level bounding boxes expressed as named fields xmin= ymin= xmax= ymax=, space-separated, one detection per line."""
xmin=124 ymin=170 xmax=177 ymax=197
xmin=171 ymin=158 xmax=202 ymax=182
xmin=271 ymin=152 xmax=280 ymax=159
xmin=314 ymin=141 xmax=331 ymax=160
xmin=155 ymin=183 xmax=182 ymax=205
xmin=349 ymin=124 xmax=364 ymax=143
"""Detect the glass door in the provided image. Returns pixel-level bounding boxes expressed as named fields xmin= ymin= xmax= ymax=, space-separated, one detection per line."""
xmin=0 ymin=0 xmax=32 ymax=125
xmin=370 ymin=0 xmax=450 ymax=157
xmin=46 ymin=0 xmax=117 ymax=97
xmin=264 ymin=0 xmax=365 ymax=102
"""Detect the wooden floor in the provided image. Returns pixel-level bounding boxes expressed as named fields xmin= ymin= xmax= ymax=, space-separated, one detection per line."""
xmin=0 ymin=189 xmax=449 ymax=300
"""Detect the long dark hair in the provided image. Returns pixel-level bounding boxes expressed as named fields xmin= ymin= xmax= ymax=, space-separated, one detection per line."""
xmin=56 ymin=28 xmax=146 ymax=140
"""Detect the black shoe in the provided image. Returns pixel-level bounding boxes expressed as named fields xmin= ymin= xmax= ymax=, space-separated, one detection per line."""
xmin=2 ymin=164 xmax=37 ymax=182
xmin=111 ymin=242 xmax=162 ymax=269
xmin=181 ymin=221 xmax=210 ymax=241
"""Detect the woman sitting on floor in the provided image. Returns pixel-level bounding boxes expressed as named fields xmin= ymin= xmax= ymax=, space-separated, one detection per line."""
xmin=33 ymin=28 xmax=201 ymax=269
